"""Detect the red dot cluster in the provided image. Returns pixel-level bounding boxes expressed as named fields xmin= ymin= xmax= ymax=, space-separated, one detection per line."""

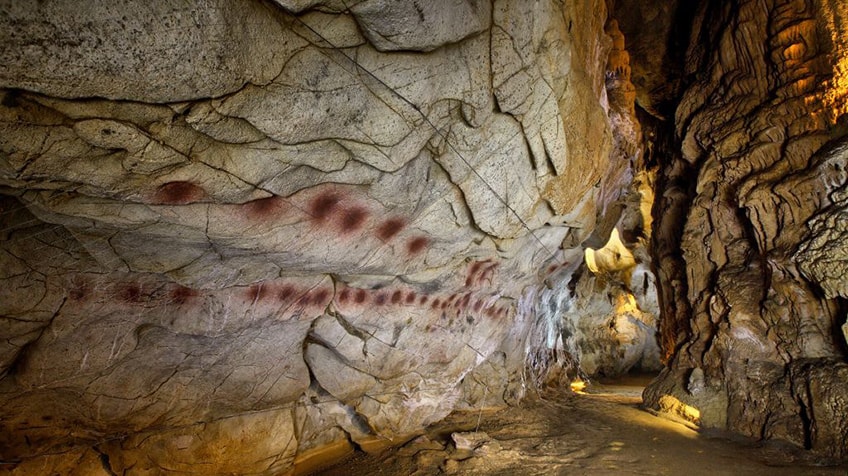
xmin=307 ymin=191 xmax=429 ymax=256
xmin=243 ymin=282 xmax=334 ymax=308
xmin=333 ymin=285 xmax=512 ymax=320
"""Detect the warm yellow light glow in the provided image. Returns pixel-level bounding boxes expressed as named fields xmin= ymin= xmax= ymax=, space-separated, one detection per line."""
xmin=657 ymin=395 xmax=701 ymax=425
xmin=614 ymin=292 xmax=639 ymax=315
xmin=584 ymin=228 xmax=635 ymax=277
xmin=821 ymin=0 xmax=848 ymax=121
xmin=570 ymin=379 xmax=587 ymax=394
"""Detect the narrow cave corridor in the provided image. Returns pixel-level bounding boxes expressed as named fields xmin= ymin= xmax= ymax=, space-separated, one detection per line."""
xmin=1 ymin=0 xmax=847 ymax=475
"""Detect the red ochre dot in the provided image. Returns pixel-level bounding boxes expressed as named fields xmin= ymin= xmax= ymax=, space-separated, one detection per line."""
xmin=338 ymin=288 xmax=351 ymax=303
xmin=309 ymin=192 xmax=341 ymax=221
xmin=355 ymin=289 xmax=367 ymax=304
xmin=154 ymin=181 xmax=206 ymax=205
xmin=375 ymin=294 xmax=387 ymax=306
xmin=339 ymin=206 xmax=369 ymax=234
xmin=243 ymin=196 xmax=285 ymax=220
xmin=419 ymin=295 xmax=429 ymax=305
xmin=377 ymin=217 xmax=406 ymax=242
xmin=431 ymin=298 xmax=441 ymax=309
xmin=279 ymin=286 xmax=295 ymax=301
xmin=406 ymin=236 xmax=429 ymax=255
xmin=405 ymin=292 xmax=416 ymax=304
xmin=312 ymin=289 xmax=330 ymax=305
xmin=391 ymin=290 xmax=402 ymax=304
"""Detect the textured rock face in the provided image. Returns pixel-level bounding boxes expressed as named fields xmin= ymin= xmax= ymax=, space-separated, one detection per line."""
xmin=643 ymin=0 xmax=848 ymax=460
xmin=0 ymin=0 xmax=630 ymax=472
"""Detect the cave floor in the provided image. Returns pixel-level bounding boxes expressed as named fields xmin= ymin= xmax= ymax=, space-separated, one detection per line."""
xmin=314 ymin=374 xmax=847 ymax=476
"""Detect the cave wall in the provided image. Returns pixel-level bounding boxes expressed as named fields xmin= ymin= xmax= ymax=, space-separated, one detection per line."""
xmin=0 ymin=0 xmax=635 ymax=473
xmin=642 ymin=0 xmax=848 ymax=460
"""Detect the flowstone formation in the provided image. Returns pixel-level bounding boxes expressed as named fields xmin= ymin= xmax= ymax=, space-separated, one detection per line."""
xmin=0 ymin=0 xmax=641 ymax=473
xmin=640 ymin=0 xmax=848 ymax=460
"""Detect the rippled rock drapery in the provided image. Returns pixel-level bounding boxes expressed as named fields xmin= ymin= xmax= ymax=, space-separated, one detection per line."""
xmin=642 ymin=0 xmax=848 ymax=460
xmin=0 ymin=0 xmax=624 ymax=472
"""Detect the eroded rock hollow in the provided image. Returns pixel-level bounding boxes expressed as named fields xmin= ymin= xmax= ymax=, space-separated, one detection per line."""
xmin=0 ymin=0 xmax=846 ymax=473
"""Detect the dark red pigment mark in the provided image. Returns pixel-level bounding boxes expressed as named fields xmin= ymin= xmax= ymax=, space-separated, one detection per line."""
xmin=246 ymin=283 xmax=272 ymax=301
xmin=278 ymin=286 xmax=296 ymax=302
xmin=469 ymin=261 xmax=484 ymax=275
xmin=312 ymin=289 xmax=330 ymax=305
xmin=419 ymin=295 xmax=428 ymax=305
xmin=376 ymin=217 xmax=406 ymax=242
xmin=339 ymin=206 xmax=369 ymax=234
xmin=477 ymin=263 xmax=499 ymax=285
xmin=431 ymin=298 xmax=441 ymax=309
xmin=391 ymin=290 xmax=402 ymax=304
xmin=374 ymin=294 xmax=387 ymax=306
xmin=309 ymin=192 xmax=341 ymax=221
xmin=406 ymin=236 xmax=429 ymax=255
xmin=473 ymin=300 xmax=483 ymax=312
xmin=465 ymin=260 xmax=489 ymax=287
xmin=119 ymin=283 xmax=145 ymax=303
xmin=338 ymin=288 xmax=351 ymax=303
xmin=169 ymin=285 xmax=199 ymax=305
xmin=68 ymin=277 xmax=90 ymax=301
xmin=547 ymin=265 xmax=557 ymax=274
xmin=153 ymin=181 xmax=206 ymax=205
xmin=243 ymin=196 xmax=286 ymax=220
xmin=441 ymin=301 xmax=448 ymax=310
xmin=295 ymin=293 xmax=311 ymax=307
xmin=355 ymin=289 xmax=367 ymax=304
xmin=405 ymin=292 xmax=416 ymax=304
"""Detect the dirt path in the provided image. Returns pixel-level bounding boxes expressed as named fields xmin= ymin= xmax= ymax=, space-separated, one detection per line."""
xmin=316 ymin=375 xmax=848 ymax=475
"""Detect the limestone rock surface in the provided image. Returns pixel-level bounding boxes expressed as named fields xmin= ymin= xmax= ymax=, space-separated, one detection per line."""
xmin=0 ymin=0 xmax=627 ymax=473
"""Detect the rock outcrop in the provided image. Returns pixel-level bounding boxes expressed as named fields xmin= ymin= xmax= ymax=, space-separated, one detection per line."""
xmin=4 ymin=0 xmax=846 ymax=471
xmin=641 ymin=0 xmax=848 ymax=460
xmin=0 ymin=0 xmax=640 ymax=472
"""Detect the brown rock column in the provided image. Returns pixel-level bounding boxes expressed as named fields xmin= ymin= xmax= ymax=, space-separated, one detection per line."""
xmin=644 ymin=0 xmax=848 ymax=459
